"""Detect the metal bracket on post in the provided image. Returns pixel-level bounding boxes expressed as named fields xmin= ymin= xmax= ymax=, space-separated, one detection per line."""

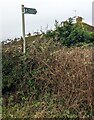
xmin=21 ymin=5 xmax=26 ymax=54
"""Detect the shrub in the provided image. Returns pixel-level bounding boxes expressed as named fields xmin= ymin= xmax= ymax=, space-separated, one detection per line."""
xmin=45 ymin=17 xmax=94 ymax=46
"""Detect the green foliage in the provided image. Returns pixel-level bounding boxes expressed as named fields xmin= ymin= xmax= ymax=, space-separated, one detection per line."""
xmin=46 ymin=17 xmax=94 ymax=46
xmin=2 ymin=50 xmax=23 ymax=94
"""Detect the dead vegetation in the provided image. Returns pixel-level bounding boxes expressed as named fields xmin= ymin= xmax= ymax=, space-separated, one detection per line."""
xmin=2 ymin=37 xmax=94 ymax=119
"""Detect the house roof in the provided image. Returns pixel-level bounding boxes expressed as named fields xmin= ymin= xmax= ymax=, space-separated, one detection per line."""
xmin=75 ymin=16 xmax=94 ymax=32
xmin=82 ymin=22 xmax=94 ymax=32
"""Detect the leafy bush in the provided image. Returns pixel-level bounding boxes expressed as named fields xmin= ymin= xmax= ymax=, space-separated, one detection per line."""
xmin=2 ymin=38 xmax=93 ymax=118
xmin=2 ymin=50 xmax=22 ymax=94
xmin=46 ymin=17 xmax=94 ymax=46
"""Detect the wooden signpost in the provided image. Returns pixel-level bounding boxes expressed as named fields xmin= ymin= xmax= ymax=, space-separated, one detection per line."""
xmin=21 ymin=5 xmax=37 ymax=53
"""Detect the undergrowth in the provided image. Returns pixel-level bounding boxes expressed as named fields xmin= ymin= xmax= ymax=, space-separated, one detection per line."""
xmin=2 ymin=17 xmax=94 ymax=119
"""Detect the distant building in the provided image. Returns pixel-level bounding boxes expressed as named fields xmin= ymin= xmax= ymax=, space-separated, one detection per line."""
xmin=92 ymin=1 xmax=94 ymax=26
xmin=76 ymin=16 xmax=83 ymax=23
xmin=75 ymin=16 xmax=94 ymax=32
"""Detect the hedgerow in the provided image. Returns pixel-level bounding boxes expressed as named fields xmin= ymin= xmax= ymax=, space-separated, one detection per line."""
xmin=2 ymin=17 xmax=94 ymax=118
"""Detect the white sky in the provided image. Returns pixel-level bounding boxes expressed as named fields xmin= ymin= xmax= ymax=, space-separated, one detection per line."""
xmin=0 ymin=0 xmax=93 ymax=40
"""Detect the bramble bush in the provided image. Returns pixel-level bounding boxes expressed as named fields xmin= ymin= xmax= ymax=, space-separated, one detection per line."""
xmin=2 ymin=17 xmax=94 ymax=118
xmin=2 ymin=38 xmax=94 ymax=118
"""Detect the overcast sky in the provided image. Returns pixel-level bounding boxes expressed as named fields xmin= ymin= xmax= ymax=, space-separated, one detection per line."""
xmin=0 ymin=0 xmax=93 ymax=41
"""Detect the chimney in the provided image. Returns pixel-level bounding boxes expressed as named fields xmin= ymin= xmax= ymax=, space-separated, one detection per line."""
xmin=76 ymin=16 xmax=83 ymax=23
xmin=92 ymin=1 xmax=94 ymax=26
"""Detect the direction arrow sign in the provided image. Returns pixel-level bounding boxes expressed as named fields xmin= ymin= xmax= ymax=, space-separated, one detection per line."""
xmin=24 ymin=7 xmax=37 ymax=14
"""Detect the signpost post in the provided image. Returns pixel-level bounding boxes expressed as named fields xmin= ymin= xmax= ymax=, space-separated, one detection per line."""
xmin=21 ymin=5 xmax=37 ymax=54
xmin=22 ymin=5 xmax=25 ymax=54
